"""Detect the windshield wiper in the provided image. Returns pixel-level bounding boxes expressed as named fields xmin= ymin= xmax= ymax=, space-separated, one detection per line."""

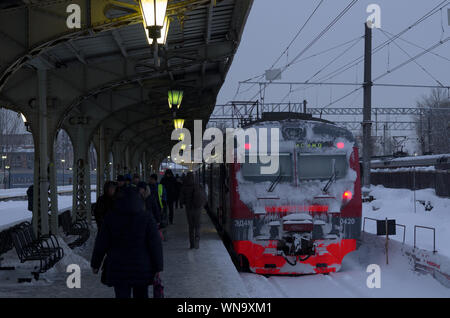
xmin=322 ymin=158 xmax=337 ymax=193
xmin=267 ymin=169 xmax=283 ymax=192
xmin=322 ymin=170 xmax=338 ymax=193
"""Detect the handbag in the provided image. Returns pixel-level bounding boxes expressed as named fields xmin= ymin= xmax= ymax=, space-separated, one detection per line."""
xmin=153 ymin=273 xmax=164 ymax=298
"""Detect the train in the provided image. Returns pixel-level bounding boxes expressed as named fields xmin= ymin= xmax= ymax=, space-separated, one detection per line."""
xmin=198 ymin=113 xmax=362 ymax=275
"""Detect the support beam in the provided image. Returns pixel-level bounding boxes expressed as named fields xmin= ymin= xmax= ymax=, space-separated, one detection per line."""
xmin=49 ymin=149 xmax=59 ymax=234
xmin=38 ymin=69 xmax=49 ymax=236
xmin=71 ymin=126 xmax=92 ymax=223
xmin=362 ymin=23 xmax=373 ymax=190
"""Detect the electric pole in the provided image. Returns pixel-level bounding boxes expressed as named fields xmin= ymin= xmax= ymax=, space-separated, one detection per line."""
xmin=362 ymin=23 xmax=373 ymax=191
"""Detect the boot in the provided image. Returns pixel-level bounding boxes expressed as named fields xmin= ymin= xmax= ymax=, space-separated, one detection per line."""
xmin=194 ymin=237 xmax=200 ymax=249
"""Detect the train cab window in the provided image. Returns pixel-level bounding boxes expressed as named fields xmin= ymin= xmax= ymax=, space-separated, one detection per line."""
xmin=241 ymin=153 xmax=292 ymax=182
xmin=297 ymin=154 xmax=348 ymax=180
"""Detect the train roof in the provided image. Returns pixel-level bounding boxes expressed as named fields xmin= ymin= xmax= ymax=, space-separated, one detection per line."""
xmin=241 ymin=112 xmax=334 ymax=127
xmin=241 ymin=112 xmax=355 ymax=142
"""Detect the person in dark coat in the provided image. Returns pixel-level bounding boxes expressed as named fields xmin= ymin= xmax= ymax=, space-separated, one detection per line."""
xmin=91 ymin=187 xmax=163 ymax=298
xmin=116 ymin=175 xmax=125 ymax=189
xmin=179 ymin=172 xmax=207 ymax=249
xmin=132 ymin=174 xmax=140 ymax=187
xmin=137 ymin=181 xmax=161 ymax=225
xmin=26 ymin=185 xmax=33 ymax=212
xmin=160 ymin=169 xmax=177 ymax=225
xmin=174 ymin=174 xmax=183 ymax=209
xmin=93 ymin=181 xmax=117 ymax=229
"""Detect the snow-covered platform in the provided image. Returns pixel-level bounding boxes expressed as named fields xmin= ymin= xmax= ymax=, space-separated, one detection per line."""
xmin=0 ymin=207 xmax=248 ymax=298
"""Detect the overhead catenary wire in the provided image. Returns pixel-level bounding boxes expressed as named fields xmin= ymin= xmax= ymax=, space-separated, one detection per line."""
xmin=378 ymin=28 xmax=445 ymax=87
xmin=373 ymin=36 xmax=450 ymax=82
xmin=382 ymin=29 xmax=450 ymax=63
xmin=234 ymin=0 xmax=325 ymax=100
xmin=247 ymin=0 xmax=360 ymax=102
xmin=312 ymin=0 xmax=450 ymax=85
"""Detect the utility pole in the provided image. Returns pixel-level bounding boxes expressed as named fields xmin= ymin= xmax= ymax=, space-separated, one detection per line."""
xmin=362 ymin=23 xmax=373 ymax=191
xmin=303 ymin=100 xmax=307 ymax=114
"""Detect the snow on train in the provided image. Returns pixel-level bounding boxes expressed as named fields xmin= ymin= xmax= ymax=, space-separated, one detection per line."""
xmin=198 ymin=113 xmax=362 ymax=275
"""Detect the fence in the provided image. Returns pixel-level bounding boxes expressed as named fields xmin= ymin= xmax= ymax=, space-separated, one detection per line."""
xmin=371 ymin=170 xmax=450 ymax=198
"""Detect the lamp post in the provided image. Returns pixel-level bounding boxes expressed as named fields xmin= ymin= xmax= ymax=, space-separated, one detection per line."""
xmin=5 ymin=165 xmax=10 ymax=189
xmin=20 ymin=113 xmax=30 ymax=132
xmin=61 ymin=159 xmax=65 ymax=186
xmin=1 ymin=155 xmax=6 ymax=189
xmin=140 ymin=0 xmax=169 ymax=67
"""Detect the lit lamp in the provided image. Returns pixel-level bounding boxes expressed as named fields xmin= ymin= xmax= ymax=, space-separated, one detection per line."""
xmin=140 ymin=0 xmax=169 ymax=66
xmin=173 ymin=118 xmax=184 ymax=130
xmin=168 ymin=90 xmax=184 ymax=109
xmin=20 ymin=113 xmax=30 ymax=132
xmin=144 ymin=16 xmax=170 ymax=45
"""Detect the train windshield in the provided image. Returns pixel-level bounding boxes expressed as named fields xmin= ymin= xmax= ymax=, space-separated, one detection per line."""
xmin=241 ymin=153 xmax=293 ymax=182
xmin=297 ymin=154 xmax=348 ymax=180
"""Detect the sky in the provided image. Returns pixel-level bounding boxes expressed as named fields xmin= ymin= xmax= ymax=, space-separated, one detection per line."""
xmin=216 ymin=0 xmax=450 ymax=152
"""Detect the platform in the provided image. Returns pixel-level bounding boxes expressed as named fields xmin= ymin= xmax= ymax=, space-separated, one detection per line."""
xmin=0 ymin=207 xmax=248 ymax=298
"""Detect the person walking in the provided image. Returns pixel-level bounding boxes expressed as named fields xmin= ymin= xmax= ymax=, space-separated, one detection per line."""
xmin=93 ymin=181 xmax=117 ymax=229
xmin=149 ymin=174 xmax=168 ymax=240
xmin=179 ymin=172 xmax=207 ymax=249
xmin=160 ymin=169 xmax=177 ymax=225
xmin=137 ymin=181 xmax=161 ymax=225
xmin=91 ymin=187 xmax=163 ymax=298
xmin=174 ymin=174 xmax=183 ymax=209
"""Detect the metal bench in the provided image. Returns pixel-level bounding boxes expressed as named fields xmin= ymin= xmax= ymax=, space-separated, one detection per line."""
xmin=0 ymin=222 xmax=31 ymax=270
xmin=59 ymin=211 xmax=90 ymax=248
xmin=11 ymin=223 xmax=64 ymax=278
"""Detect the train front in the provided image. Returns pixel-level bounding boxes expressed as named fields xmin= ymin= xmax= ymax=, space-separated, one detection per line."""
xmin=231 ymin=120 xmax=362 ymax=275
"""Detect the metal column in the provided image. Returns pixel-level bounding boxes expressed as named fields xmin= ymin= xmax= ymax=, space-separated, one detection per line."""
xmin=49 ymin=149 xmax=59 ymax=234
xmin=38 ymin=69 xmax=49 ymax=235
xmin=362 ymin=23 xmax=373 ymax=190
xmin=72 ymin=127 xmax=91 ymax=224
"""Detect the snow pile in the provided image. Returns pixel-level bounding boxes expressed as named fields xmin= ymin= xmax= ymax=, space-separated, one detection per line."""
xmin=240 ymin=232 xmax=450 ymax=297
xmin=0 ymin=192 xmax=97 ymax=230
xmin=363 ymin=185 xmax=450 ymax=257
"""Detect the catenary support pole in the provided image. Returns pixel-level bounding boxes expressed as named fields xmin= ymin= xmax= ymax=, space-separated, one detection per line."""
xmin=362 ymin=23 xmax=373 ymax=190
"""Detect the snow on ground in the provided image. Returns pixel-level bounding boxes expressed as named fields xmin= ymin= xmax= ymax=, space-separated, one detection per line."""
xmin=241 ymin=234 xmax=450 ymax=297
xmin=0 ymin=185 xmax=73 ymax=199
xmin=240 ymin=186 xmax=450 ymax=297
xmin=363 ymin=185 xmax=450 ymax=257
xmin=0 ymin=192 xmax=97 ymax=231
xmin=0 ymin=209 xmax=248 ymax=298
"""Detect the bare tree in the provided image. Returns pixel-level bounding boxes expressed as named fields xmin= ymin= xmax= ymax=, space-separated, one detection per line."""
xmin=415 ymin=88 xmax=450 ymax=155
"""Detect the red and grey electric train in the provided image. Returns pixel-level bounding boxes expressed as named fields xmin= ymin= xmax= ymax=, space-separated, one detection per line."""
xmin=199 ymin=113 xmax=362 ymax=275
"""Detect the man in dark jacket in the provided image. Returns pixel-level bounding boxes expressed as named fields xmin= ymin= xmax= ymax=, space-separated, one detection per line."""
xmin=93 ymin=181 xmax=117 ymax=229
xmin=179 ymin=172 xmax=207 ymax=249
xmin=26 ymin=185 xmax=33 ymax=212
xmin=137 ymin=181 xmax=161 ymax=225
xmin=91 ymin=187 xmax=163 ymax=298
xmin=160 ymin=169 xmax=177 ymax=225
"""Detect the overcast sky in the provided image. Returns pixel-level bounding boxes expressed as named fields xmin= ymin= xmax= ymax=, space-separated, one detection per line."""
xmin=218 ymin=0 xmax=449 ymax=109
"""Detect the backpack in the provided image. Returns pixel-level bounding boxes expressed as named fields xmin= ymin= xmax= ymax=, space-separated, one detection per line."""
xmin=191 ymin=185 xmax=207 ymax=209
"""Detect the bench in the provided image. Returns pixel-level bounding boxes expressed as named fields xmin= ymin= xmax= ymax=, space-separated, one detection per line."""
xmin=59 ymin=211 xmax=90 ymax=248
xmin=11 ymin=223 xmax=64 ymax=278
xmin=0 ymin=222 xmax=31 ymax=270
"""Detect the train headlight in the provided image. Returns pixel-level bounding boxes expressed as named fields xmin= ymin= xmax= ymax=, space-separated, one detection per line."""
xmin=342 ymin=191 xmax=353 ymax=201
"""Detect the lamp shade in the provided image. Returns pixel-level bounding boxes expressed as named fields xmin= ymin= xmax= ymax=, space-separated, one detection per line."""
xmin=140 ymin=0 xmax=168 ymax=28
xmin=144 ymin=15 xmax=170 ymax=45
xmin=168 ymin=90 xmax=183 ymax=109
xmin=173 ymin=119 xmax=185 ymax=130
